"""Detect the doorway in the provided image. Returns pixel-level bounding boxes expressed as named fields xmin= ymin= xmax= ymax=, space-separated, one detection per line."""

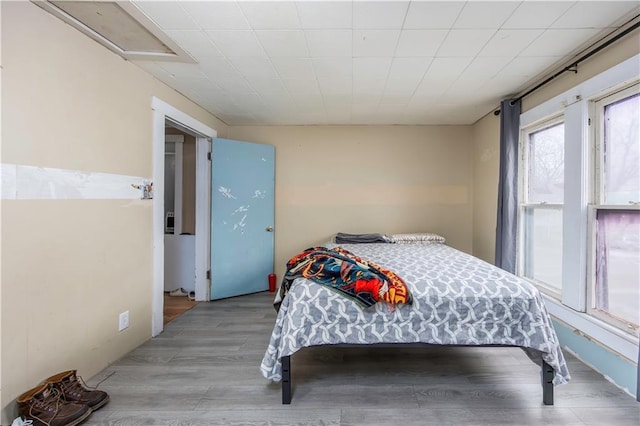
xmin=152 ymin=97 xmax=216 ymax=336
xmin=163 ymin=126 xmax=197 ymax=324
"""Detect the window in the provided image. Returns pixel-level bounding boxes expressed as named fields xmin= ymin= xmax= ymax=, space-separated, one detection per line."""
xmin=519 ymin=120 xmax=564 ymax=294
xmin=518 ymin=56 xmax=639 ymax=359
xmin=590 ymin=85 xmax=640 ymax=332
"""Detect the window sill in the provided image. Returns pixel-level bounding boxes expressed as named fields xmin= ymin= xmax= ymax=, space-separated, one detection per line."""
xmin=542 ymin=294 xmax=639 ymax=363
xmin=531 ymin=279 xmax=562 ymax=300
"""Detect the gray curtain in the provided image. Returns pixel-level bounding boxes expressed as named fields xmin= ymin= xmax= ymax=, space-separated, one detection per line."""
xmin=495 ymin=99 xmax=521 ymax=273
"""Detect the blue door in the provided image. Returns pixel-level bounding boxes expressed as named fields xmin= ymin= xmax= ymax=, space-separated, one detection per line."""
xmin=210 ymin=138 xmax=275 ymax=300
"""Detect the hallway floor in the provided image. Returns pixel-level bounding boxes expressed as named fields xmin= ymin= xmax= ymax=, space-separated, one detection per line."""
xmin=163 ymin=292 xmax=198 ymax=325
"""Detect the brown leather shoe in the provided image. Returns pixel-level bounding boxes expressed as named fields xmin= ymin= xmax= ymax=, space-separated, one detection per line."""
xmin=17 ymin=383 xmax=91 ymax=426
xmin=45 ymin=370 xmax=110 ymax=411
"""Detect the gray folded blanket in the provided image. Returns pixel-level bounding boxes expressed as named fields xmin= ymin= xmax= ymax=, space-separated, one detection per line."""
xmin=334 ymin=232 xmax=391 ymax=244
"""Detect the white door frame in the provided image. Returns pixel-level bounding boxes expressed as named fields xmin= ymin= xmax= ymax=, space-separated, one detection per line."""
xmin=194 ymin=136 xmax=211 ymax=303
xmin=151 ymin=97 xmax=216 ymax=337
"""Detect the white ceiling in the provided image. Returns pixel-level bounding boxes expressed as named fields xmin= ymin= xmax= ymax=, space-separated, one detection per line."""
xmin=128 ymin=1 xmax=640 ymax=126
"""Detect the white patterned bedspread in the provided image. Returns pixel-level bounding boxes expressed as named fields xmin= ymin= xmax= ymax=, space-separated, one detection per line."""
xmin=260 ymin=243 xmax=570 ymax=385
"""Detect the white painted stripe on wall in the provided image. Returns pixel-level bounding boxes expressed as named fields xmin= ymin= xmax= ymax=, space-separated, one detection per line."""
xmin=1 ymin=164 xmax=18 ymax=199
xmin=0 ymin=163 xmax=150 ymax=200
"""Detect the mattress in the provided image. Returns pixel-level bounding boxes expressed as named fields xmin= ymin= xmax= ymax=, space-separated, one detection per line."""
xmin=261 ymin=243 xmax=570 ymax=385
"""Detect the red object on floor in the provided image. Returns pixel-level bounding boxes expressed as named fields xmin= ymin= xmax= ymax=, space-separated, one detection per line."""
xmin=268 ymin=273 xmax=276 ymax=292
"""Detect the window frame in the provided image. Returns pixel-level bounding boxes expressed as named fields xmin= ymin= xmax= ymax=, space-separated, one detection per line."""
xmin=518 ymin=116 xmax=565 ymax=298
xmin=586 ymin=83 xmax=640 ymax=334
xmin=586 ymin=206 xmax=640 ymax=334
xmin=517 ymin=54 xmax=639 ymax=362
xmin=592 ymin=83 xmax=640 ymax=206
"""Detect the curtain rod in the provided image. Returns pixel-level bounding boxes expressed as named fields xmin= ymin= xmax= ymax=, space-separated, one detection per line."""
xmin=509 ymin=16 xmax=640 ymax=106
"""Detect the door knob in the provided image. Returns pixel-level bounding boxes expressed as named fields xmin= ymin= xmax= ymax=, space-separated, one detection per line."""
xmin=266 ymin=226 xmax=274 ymax=232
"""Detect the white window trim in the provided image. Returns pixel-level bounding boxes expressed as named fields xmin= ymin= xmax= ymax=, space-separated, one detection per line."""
xmin=543 ymin=294 xmax=639 ymax=363
xmin=519 ymin=54 xmax=640 ymax=358
xmin=562 ymin=100 xmax=590 ymax=311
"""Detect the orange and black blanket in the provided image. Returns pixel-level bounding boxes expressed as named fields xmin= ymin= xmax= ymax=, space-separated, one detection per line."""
xmin=278 ymin=246 xmax=412 ymax=310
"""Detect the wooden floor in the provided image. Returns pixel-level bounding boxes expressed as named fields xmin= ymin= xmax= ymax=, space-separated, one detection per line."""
xmin=86 ymin=291 xmax=639 ymax=425
xmin=163 ymin=292 xmax=199 ymax=325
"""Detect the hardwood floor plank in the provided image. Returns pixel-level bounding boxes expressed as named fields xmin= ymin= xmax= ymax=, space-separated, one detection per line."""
xmin=414 ymin=383 xmax=543 ymax=409
xmin=570 ymin=406 xmax=640 ymax=425
xmin=148 ymin=336 xmax=246 ymax=347
xmin=197 ymin=384 xmax=419 ymax=409
xmin=90 ymin=385 xmax=211 ymax=411
xmin=194 ymin=384 xmax=283 ymax=410
xmin=290 ymin=384 xmax=419 ymax=408
xmin=552 ymin=382 xmax=640 ymax=408
xmin=115 ymin=347 xmax=181 ymax=366
xmin=341 ymin=407 xmax=586 ymax=426
xmin=89 ymin=365 xmax=265 ymax=387
xmin=167 ymin=353 xmax=267 ymax=366
xmin=94 ymin=409 xmax=341 ymax=426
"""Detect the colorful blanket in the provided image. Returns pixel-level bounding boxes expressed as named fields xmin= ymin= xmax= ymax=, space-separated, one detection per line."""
xmin=277 ymin=246 xmax=412 ymax=310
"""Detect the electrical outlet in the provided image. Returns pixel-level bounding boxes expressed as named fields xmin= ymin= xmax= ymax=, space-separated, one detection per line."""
xmin=118 ymin=311 xmax=129 ymax=331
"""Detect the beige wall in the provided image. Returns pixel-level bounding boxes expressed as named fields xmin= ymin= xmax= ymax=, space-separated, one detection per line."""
xmin=470 ymin=28 xmax=640 ymax=264
xmin=471 ymin=112 xmax=501 ymax=264
xmin=228 ymin=125 xmax=473 ymax=280
xmin=165 ymin=127 xmax=197 ymax=235
xmin=0 ymin=2 xmax=227 ymax=422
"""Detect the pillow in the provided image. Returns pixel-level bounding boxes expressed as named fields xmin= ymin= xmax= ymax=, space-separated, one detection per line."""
xmin=389 ymin=233 xmax=445 ymax=244
xmin=334 ymin=232 xmax=391 ymax=244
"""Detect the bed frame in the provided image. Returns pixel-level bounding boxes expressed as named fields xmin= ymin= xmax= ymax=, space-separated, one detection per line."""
xmin=280 ymin=345 xmax=555 ymax=406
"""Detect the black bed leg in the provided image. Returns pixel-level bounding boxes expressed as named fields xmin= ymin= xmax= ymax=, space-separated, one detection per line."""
xmin=282 ymin=356 xmax=291 ymax=404
xmin=541 ymin=359 xmax=554 ymax=405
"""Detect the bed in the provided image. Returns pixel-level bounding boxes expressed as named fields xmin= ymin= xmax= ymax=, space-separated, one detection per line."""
xmin=260 ymin=241 xmax=571 ymax=405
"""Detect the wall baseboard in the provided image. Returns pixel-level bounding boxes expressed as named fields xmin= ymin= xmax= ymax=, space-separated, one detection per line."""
xmin=553 ymin=318 xmax=638 ymax=399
